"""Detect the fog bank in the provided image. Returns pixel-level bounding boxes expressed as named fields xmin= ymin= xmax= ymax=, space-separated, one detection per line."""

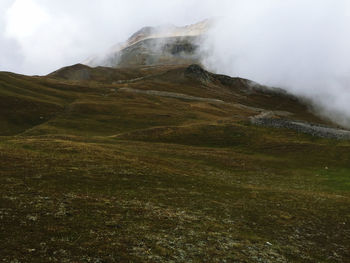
xmin=202 ymin=1 xmax=350 ymax=127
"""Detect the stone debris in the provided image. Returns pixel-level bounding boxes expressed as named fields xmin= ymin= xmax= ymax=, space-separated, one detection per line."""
xmin=250 ymin=112 xmax=350 ymax=140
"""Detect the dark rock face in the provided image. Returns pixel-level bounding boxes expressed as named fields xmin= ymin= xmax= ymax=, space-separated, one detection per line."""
xmin=163 ymin=40 xmax=198 ymax=55
xmin=185 ymin=64 xmax=212 ymax=83
xmin=105 ymin=36 xmax=201 ymax=67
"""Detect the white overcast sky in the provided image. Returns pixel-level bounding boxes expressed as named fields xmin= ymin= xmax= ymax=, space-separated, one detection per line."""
xmin=1 ymin=0 xmax=350 ymax=127
xmin=0 ymin=0 xmax=216 ymax=75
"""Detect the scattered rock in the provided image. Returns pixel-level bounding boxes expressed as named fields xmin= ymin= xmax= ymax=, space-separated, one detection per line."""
xmin=250 ymin=114 xmax=350 ymax=140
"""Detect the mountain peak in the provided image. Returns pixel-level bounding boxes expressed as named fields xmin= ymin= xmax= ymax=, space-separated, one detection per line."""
xmin=83 ymin=19 xmax=212 ymax=68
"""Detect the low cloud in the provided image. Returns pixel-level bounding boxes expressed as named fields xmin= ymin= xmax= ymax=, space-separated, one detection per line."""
xmin=0 ymin=0 xmax=211 ymax=75
xmin=202 ymin=1 xmax=350 ymax=127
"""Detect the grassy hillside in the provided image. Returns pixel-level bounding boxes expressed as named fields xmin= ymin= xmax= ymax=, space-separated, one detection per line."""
xmin=0 ymin=65 xmax=349 ymax=262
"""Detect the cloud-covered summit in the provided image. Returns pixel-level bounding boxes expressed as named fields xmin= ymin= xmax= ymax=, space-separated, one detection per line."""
xmin=1 ymin=0 xmax=350 ymax=127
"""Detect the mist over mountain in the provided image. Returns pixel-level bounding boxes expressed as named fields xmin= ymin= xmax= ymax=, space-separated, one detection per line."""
xmin=1 ymin=1 xmax=349 ymax=130
xmin=1 ymin=1 xmax=350 ymax=262
xmin=84 ymin=19 xmax=212 ymax=68
xmin=79 ymin=9 xmax=350 ymax=128
xmin=200 ymin=6 xmax=350 ymax=128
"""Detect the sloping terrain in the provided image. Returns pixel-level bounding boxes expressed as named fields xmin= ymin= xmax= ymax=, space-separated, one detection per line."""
xmin=1 ymin=64 xmax=350 ymax=262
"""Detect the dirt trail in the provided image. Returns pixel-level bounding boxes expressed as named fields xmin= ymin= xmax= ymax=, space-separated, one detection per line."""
xmin=118 ymin=87 xmax=225 ymax=103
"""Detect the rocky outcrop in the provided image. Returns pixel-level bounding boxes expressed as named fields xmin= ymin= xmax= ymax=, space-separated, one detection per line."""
xmin=184 ymin=64 xmax=212 ymax=83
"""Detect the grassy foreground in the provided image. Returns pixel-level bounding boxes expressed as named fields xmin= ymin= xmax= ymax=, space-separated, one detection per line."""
xmin=0 ymin=65 xmax=349 ymax=262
